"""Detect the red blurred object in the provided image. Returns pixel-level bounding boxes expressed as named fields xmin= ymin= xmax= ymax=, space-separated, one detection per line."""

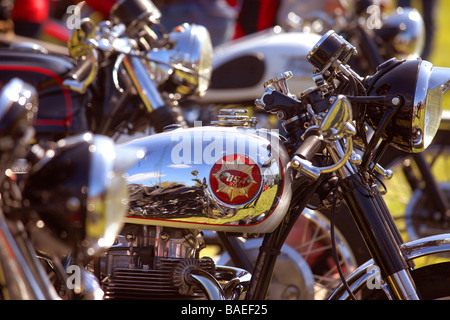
xmin=229 ymin=0 xmax=280 ymax=39
xmin=12 ymin=0 xmax=49 ymax=23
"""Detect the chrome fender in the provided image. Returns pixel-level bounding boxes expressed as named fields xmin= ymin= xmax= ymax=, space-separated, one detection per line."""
xmin=328 ymin=233 xmax=450 ymax=300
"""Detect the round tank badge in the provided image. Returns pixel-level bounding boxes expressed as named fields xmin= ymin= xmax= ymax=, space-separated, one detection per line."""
xmin=209 ymin=154 xmax=261 ymax=205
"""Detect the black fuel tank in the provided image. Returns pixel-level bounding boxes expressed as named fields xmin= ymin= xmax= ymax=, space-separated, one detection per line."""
xmin=0 ymin=48 xmax=89 ymax=139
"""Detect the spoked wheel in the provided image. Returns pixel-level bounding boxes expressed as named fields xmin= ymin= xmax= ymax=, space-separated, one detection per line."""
xmin=381 ymin=144 xmax=450 ymax=264
xmin=285 ymin=209 xmax=358 ymax=299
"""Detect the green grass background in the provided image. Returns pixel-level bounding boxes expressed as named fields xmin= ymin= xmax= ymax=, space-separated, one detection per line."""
xmin=428 ymin=0 xmax=450 ymax=108
xmin=429 ymin=0 xmax=450 ymax=68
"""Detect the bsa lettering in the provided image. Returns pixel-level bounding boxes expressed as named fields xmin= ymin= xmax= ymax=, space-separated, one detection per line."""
xmin=210 ymin=154 xmax=261 ymax=205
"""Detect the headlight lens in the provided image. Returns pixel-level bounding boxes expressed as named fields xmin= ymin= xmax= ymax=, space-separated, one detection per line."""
xmin=412 ymin=60 xmax=447 ymax=152
xmin=367 ymin=59 xmax=450 ymax=153
xmin=196 ymin=27 xmax=213 ymax=95
xmin=422 ymin=86 xmax=443 ymax=149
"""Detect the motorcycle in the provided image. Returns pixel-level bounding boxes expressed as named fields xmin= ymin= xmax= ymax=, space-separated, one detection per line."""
xmin=179 ymin=0 xmax=430 ymax=296
xmin=0 ymin=0 xmax=216 ymax=300
xmin=100 ymin=30 xmax=450 ymax=300
xmin=0 ymin=77 xmax=143 ymax=299
xmin=0 ymin=0 xmax=213 ymax=142
xmin=268 ymin=1 xmax=450 ymax=254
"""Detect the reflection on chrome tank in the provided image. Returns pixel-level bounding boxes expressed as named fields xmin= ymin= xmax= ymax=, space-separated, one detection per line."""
xmin=121 ymin=126 xmax=293 ymax=233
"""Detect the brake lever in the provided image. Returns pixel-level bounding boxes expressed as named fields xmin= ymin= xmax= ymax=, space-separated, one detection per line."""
xmin=255 ymin=71 xmax=303 ymax=118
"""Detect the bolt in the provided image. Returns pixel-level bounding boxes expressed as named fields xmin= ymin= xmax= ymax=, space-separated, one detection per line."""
xmin=159 ymin=232 xmax=169 ymax=242
xmin=392 ymin=97 xmax=401 ymax=106
xmin=329 ymin=96 xmax=336 ymax=104
xmin=291 ymin=159 xmax=300 ymax=168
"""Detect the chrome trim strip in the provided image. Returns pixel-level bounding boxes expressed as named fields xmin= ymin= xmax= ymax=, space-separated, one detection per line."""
xmin=401 ymin=233 xmax=450 ymax=260
xmin=386 ymin=270 xmax=420 ymax=300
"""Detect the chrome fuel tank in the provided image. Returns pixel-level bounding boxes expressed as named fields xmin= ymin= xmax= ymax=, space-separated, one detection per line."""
xmin=121 ymin=125 xmax=293 ymax=233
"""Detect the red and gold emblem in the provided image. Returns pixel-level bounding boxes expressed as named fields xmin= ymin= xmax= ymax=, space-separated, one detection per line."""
xmin=209 ymin=154 xmax=261 ymax=205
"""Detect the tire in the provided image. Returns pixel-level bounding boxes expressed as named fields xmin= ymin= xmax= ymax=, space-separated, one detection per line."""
xmin=217 ymin=209 xmax=361 ymax=300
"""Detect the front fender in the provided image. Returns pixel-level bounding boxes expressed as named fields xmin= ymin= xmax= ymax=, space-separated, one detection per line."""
xmin=328 ymin=233 xmax=450 ymax=300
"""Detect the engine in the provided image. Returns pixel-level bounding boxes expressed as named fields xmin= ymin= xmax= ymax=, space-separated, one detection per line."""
xmin=101 ymin=224 xmax=216 ymax=300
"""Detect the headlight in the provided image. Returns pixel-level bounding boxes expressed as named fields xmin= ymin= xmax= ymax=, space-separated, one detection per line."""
xmin=367 ymin=59 xmax=450 ymax=153
xmin=24 ymin=133 xmax=144 ymax=256
xmin=378 ymin=7 xmax=425 ymax=60
xmin=149 ymin=23 xmax=213 ymax=97
xmin=85 ymin=135 xmax=137 ymax=254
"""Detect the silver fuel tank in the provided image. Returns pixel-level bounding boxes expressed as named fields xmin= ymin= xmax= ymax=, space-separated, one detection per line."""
xmin=120 ymin=125 xmax=293 ymax=233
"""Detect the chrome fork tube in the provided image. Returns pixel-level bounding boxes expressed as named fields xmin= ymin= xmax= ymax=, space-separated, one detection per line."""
xmin=386 ymin=270 xmax=420 ymax=300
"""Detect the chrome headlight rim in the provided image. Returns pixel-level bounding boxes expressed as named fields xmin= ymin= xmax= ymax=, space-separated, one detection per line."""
xmin=85 ymin=135 xmax=145 ymax=255
xmin=22 ymin=133 xmax=144 ymax=257
xmin=148 ymin=23 xmax=213 ymax=97
xmin=411 ymin=60 xmax=444 ymax=152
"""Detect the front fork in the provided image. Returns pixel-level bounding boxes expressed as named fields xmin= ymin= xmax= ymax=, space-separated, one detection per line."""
xmin=331 ymin=137 xmax=420 ymax=300
xmin=339 ymin=175 xmax=420 ymax=300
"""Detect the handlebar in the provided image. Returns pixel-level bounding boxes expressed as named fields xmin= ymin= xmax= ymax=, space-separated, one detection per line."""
xmin=66 ymin=56 xmax=94 ymax=81
xmin=293 ymin=133 xmax=325 ymax=162
xmin=291 ymin=134 xmax=354 ymax=180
